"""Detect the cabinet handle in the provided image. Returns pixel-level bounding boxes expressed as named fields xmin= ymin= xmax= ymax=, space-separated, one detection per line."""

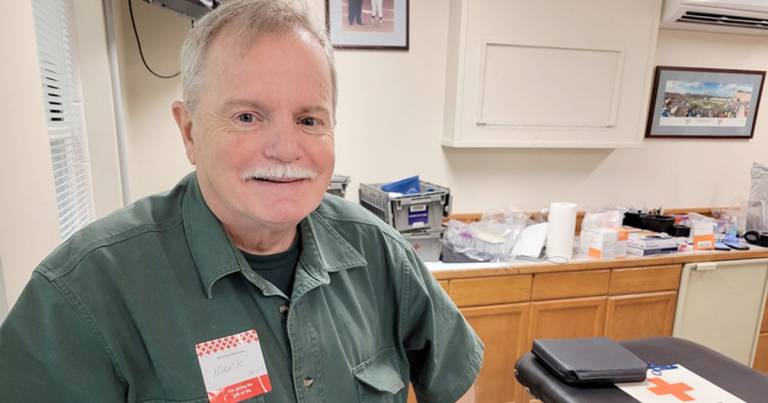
xmin=693 ymin=262 xmax=717 ymax=271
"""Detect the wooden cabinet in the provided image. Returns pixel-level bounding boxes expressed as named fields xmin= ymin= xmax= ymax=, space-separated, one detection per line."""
xmin=450 ymin=275 xmax=531 ymax=307
xmin=437 ymin=280 xmax=450 ymax=294
xmin=463 ymin=303 xmax=529 ymax=403
xmin=754 ymin=333 xmax=768 ymax=373
xmin=419 ymin=264 xmax=693 ymax=402
xmin=531 ymin=270 xmax=609 ymax=300
xmin=528 ymin=296 xmax=607 ymax=343
xmin=604 ymin=291 xmax=677 ymax=340
xmin=609 ymin=265 xmax=681 ymax=295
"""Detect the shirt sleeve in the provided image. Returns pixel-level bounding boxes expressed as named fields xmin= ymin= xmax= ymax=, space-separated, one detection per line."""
xmin=0 ymin=271 xmax=126 ymax=401
xmin=399 ymin=248 xmax=484 ymax=403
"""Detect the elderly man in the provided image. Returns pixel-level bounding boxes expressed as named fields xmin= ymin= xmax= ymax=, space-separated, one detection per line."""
xmin=0 ymin=1 xmax=482 ymax=402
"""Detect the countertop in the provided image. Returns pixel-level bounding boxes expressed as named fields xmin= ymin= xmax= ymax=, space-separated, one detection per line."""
xmin=425 ymin=245 xmax=768 ymax=280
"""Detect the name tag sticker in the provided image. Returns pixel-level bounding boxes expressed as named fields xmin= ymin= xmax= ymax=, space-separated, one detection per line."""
xmin=195 ymin=329 xmax=271 ymax=402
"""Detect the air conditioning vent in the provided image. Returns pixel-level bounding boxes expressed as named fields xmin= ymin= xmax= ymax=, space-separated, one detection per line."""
xmin=662 ymin=0 xmax=768 ymax=36
xmin=678 ymin=11 xmax=768 ymax=30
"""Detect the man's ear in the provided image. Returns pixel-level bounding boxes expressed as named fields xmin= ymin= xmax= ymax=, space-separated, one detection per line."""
xmin=172 ymin=101 xmax=196 ymax=165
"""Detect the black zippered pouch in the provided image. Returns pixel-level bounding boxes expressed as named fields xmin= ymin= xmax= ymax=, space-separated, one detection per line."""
xmin=532 ymin=337 xmax=647 ymax=384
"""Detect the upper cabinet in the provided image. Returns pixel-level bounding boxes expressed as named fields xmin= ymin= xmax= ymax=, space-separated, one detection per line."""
xmin=442 ymin=0 xmax=662 ymax=148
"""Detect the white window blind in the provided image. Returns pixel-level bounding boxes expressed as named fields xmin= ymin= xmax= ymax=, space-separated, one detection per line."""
xmin=32 ymin=0 xmax=95 ymax=240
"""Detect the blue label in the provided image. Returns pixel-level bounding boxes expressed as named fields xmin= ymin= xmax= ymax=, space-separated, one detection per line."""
xmin=408 ymin=205 xmax=429 ymax=226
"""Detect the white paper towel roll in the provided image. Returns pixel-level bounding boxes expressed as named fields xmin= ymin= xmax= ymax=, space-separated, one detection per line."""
xmin=546 ymin=202 xmax=578 ymax=260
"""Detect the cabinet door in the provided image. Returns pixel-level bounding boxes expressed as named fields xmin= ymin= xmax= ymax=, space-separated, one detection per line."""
xmin=442 ymin=0 xmax=662 ymax=147
xmin=463 ymin=303 xmax=530 ymax=403
xmin=528 ymin=296 xmax=606 ymax=344
xmin=604 ymin=291 xmax=677 ymax=340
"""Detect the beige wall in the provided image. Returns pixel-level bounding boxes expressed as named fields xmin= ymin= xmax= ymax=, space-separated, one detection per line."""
xmin=111 ymin=0 xmax=191 ymax=199
xmin=0 ymin=2 xmax=62 ymax=315
xmin=112 ymin=1 xmax=768 ymax=214
xmin=73 ymin=0 xmax=124 ymax=217
xmin=0 ymin=0 xmax=123 ymax=312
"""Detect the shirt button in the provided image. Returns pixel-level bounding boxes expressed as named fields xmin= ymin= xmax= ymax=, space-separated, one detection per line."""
xmin=303 ymin=377 xmax=314 ymax=388
xmin=279 ymin=303 xmax=289 ymax=314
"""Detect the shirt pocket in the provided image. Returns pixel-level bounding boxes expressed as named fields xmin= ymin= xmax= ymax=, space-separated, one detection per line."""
xmin=351 ymin=347 xmax=406 ymax=403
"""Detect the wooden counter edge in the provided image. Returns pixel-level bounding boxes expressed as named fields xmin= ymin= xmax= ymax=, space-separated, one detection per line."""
xmin=430 ymin=249 xmax=768 ymax=280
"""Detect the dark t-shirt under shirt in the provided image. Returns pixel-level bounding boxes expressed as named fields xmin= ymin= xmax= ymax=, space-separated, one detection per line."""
xmin=240 ymin=232 xmax=301 ymax=297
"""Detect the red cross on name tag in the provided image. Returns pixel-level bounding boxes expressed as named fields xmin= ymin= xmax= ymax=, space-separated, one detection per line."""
xmin=195 ymin=330 xmax=272 ymax=402
xmin=615 ymin=364 xmax=745 ymax=402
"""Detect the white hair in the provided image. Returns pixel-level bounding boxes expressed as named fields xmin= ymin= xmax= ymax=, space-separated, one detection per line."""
xmin=241 ymin=164 xmax=318 ymax=181
xmin=180 ymin=0 xmax=337 ymax=114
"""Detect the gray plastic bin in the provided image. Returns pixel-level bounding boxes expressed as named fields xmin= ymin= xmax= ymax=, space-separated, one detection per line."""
xmin=327 ymin=175 xmax=351 ymax=198
xmin=403 ymin=230 xmax=442 ymax=262
xmin=358 ymin=180 xmax=451 ymax=233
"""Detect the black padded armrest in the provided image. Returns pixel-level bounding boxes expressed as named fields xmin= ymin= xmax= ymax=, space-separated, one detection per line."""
xmin=515 ymin=336 xmax=768 ymax=403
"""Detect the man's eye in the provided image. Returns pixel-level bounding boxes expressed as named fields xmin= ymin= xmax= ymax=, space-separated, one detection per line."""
xmin=236 ymin=113 xmax=257 ymax=123
xmin=298 ymin=117 xmax=320 ymax=127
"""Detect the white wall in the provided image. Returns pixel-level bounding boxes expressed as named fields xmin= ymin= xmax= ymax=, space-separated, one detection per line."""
xmin=0 ymin=2 xmax=63 ymax=313
xmin=111 ymin=1 xmax=768 ymax=214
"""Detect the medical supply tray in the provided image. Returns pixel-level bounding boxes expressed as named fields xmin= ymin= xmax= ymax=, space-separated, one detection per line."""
xmin=327 ymin=175 xmax=351 ymax=198
xmin=358 ymin=181 xmax=451 ymax=233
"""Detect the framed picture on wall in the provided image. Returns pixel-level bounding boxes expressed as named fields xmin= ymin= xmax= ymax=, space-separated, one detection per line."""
xmin=646 ymin=66 xmax=765 ymax=139
xmin=325 ymin=0 xmax=409 ymax=50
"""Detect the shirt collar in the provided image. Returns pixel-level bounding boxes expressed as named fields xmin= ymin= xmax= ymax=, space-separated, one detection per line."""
xmin=181 ymin=172 xmax=367 ymax=299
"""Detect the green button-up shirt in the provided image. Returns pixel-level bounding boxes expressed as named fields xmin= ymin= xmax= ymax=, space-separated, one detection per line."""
xmin=0 ymin=173 xmax=483 ymax=402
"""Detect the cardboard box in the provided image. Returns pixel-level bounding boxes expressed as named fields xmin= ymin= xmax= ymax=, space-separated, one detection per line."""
xmin=587 ymin=228 xmax=628 ymax=259
xmin=693 ymin=221 xmax=715 ymax=250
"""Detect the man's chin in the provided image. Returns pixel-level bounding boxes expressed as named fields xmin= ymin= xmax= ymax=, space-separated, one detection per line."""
xmin=247 ymin=204 xmax=317 ymax=227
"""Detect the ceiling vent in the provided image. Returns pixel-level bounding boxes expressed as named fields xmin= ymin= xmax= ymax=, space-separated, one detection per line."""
xmin=662 ymin=0 xmax=768 ymax=35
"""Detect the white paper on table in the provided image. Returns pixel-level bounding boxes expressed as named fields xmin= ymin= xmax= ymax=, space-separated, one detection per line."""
xmin=615 ymin=365 xmax=745 ymax=403
xmin=511 ymin=222 xmax=548 ymax=258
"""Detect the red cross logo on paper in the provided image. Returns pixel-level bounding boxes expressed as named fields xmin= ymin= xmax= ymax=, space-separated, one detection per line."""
xmin=648 ymin=377 xmax=695 ymax=401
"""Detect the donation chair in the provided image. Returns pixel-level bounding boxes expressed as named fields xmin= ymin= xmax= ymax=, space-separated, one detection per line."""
xmin=515 ymin=336 xmax=768 ymax=403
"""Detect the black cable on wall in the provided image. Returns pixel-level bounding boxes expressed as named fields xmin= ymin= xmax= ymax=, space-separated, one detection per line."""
xmin=128 ymin=0 xmax=180 ymax=79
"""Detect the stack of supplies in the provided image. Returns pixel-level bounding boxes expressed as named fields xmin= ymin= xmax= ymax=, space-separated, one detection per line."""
xmin=627 ymin=231 xmax=681 ymax=256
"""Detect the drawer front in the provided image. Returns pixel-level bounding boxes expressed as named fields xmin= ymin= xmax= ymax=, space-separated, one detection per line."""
xmin=531 ymin=270 xmax=610 ymax=300
xmin=437 ymin=280 xmax=449 ymax=294
xmin=449 ymin=275 xmax=532 ymax=307
xmin=609 ymin=265 xmax=682 ymax=295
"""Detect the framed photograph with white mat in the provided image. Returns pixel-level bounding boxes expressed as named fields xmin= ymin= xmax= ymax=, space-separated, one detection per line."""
xmin=325 ymin=0 xmax=409 ymax=50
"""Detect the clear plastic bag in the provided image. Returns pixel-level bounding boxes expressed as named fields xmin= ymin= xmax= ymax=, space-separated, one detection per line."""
xmin=442 ymin=206 xmax=531 ymax=262
xmin=747 ymin=162 xmax=768 ymax=232
xmin=712 ymin=197 xmax=747 ymax=237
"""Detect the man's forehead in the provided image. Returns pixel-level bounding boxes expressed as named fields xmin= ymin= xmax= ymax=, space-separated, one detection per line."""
xmin=208 ymin=26 xmax=319 ymax=60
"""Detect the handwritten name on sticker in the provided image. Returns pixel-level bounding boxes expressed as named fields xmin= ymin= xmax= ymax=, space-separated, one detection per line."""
xmin=196 ymin=330 xmax=271 ymax=403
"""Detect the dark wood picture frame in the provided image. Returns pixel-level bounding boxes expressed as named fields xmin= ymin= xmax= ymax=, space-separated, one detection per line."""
xmin=645 ymin=66 xmax=765 ymax=139
xmin=325 ymin=0 xmax=409 ymax=50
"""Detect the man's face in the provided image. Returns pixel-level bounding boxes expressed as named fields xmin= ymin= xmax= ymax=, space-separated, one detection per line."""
xmin=178 ymin=29 xmax=335 ymax=230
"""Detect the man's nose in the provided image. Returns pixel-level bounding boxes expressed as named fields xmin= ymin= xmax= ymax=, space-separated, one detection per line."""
xmin=263 ymin=119 xmax=302 ymax=162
